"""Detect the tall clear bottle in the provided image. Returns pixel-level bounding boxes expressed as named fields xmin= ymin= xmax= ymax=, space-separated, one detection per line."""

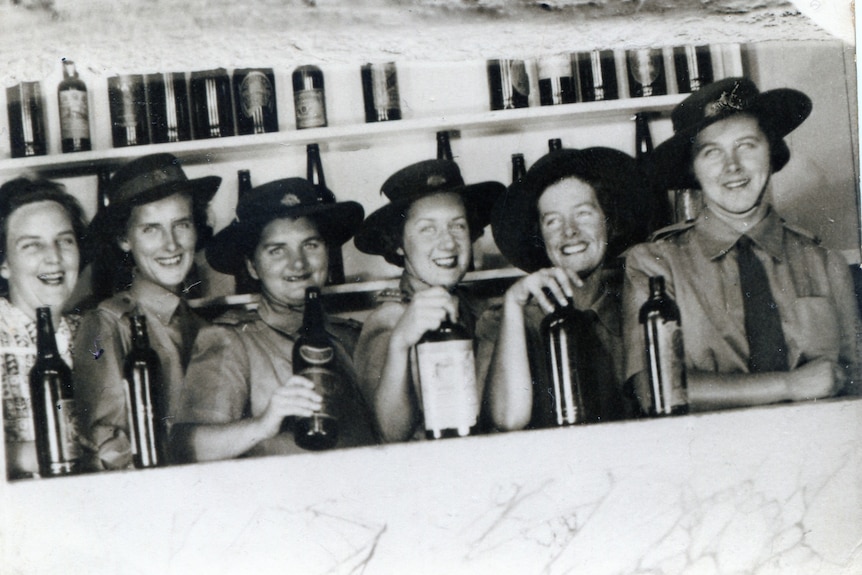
xmin=292 ymin=287 xmax=341 ymax=450
xmin=292 ymin=65 xmax=327 ymax=129
xmin=29 ymin=307 xmax=81 ymax=477
xmin=639 ymin=276 xmax=688 ymax=416
xmin=540 ymin=298 xmax=592 ymax=426
xmin=306 ymin=144 xmax=344 ymax=284
xmin=123 ymin=315 xmax=166 ymax=468
xmin=414 ymin=316 xmax=480 ymax=439
xmin=58 ymin=60 xmax=91 ymax=153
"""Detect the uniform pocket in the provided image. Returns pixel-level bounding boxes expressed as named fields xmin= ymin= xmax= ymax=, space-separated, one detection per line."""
xmin=791 ymin=297 xmax=840 ymax=362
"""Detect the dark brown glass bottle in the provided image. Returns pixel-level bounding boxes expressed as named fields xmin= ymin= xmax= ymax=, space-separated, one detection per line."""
xmin=415 ymin=317 xmax=480 ymax=439
xmin=306 ymin=144 xmax=344 ymax=284
xmin=124 ymin=315 xmax=166 ymax=469
xmin=436 ymin=131 xmax=453 ymax=161
xmin=511 ymin=153 xmax=526 ymax=184
xmin=233 ymin=169 xmax=259 ymax=295
xmin=635 ymin=112 xmax=654 ymax=161
xmin=361 ymin=62 xmax=401 ymax=123
xmin=292 ymin=287 xmax=340 ymax=450
xmin=29 ymin=307 xmax=81 ymax=477
xmin=575 ymin=50 xmax=618 ymax=102
xmin=639 ymin=276 xmax=689 ymax=416
xmin=233 ymin=68 xmax=278 ymax=135
xmin=145 ymin=72 xmax=192 ymax=144
xmin=96 ymin=167 xmax=111 ymax=211
xmin=548 ymin=138 xmax=562 ymax=152
xmin=674 ymin=45 xmax=713 ymax=94
xmin=292 ymin=65 xmax=327 ymax=129
xmin=540 ymin=299 xmax=591 ymax=426
xmin=7 ymin=81 xmax=47 ymax=157
xmin=108 ymin=74 xmax=149 ymax=147
xmin=189 ymin=69 xmax=234 ymax=139
xmin=487 ymin=59 xmax=530 ymax=110
xmin=58 ymin=60 xmax=91 ymax=153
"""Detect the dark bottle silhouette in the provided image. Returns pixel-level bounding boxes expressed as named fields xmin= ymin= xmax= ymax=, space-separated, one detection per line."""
xmin=123 ymin=315 xmax=167 ymax=468
xmin=145 ymin=72 xmax=192 ymax=144
xmin=58 ymin=60 xmax=91 ymax=153
xmin=511 ymin=153 xmax=527 ymax=184
xmin=538 ymin=55 xmax=576 ymax=106
xmin=292 ymin=287 xmax=341 ymax=450
xmin=108 ymin=74 xmax=149 ymax=147
xmin=292 ymin=65 xmax=327 ymax=129
xmin=639 ymin=276 xmax=689 ymax=416
xmin=674 ymin=45 xmax=714 ymax=94
xmin=487 ymin=59 xmax=530 ymax=110
xmin=436 ymin=130 xmax=453 ymax=161
xmin=306 ymin=144 xmax=345 ymax=284
xmin=233 ymin=68 xmax=278 ymax=135
xmin=29 ymin=307 xmax=81 ymax=477
xmin=189 ymin=69 xmax=234 ymax=139
xmin=540 ymin=298 xmax=592 ymax=426
xmin=7 ymin=81 xmax=47 ymax=157
xmin=575 ymin=50 xmax=618 ymax=102
xmin=548 ymin=138 xmax=562 ymax=152
xmin=361 ymin=62 xmax=401 ymax=123
xmin=415 ymin=317 xmax=480 ymax=439
xmin=233 ymin=169 xmax=259 ymax=295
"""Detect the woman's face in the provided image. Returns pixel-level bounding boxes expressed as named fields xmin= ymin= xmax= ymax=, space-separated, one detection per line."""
xmin=119 ymin=193 xmax=197 ymax=292
xmin=398 ymin=192 xmax=471 ymax=289
xmin=692 ymin=114 xmax=772 ymax=218
xmin=1 ymin=200 xmax=80 ymax=319
xmin=248 ymin=217 xmax=329 ymax=308
xmin=538 ymin=177 xmax=608 ymax=277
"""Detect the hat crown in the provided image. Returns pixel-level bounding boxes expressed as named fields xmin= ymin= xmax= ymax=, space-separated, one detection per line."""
xmin=671 ymin=77 xmax=761 ymax=134
xmin=236 ymin=178 xmax=321 ymax=222
xmin=107 ymin=153 xmax=191 ymax=206
xmin=380 ymin=159 xmax=466 ymax=203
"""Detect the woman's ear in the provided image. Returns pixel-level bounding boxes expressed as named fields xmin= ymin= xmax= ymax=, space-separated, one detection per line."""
xmin=117 ymin=235 xmax=131 ymax=253
xmin=0 ymin=259 xmax=9 ymax=280
xmin=245 ymin=257 xmax=260 ymax=281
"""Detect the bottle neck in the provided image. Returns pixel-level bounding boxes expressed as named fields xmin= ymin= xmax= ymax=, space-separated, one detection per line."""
xmin=35 ymin=307 xmax=60 ymax=359
xmin=301 ymin=288 xmax=327 ymax=338
xmin=129 ymin=316 xmax=151 ymax=351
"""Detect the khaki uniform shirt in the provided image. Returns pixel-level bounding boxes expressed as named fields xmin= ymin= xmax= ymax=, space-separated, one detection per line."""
xmin=623 ymin=206 xmax=861 ymax=392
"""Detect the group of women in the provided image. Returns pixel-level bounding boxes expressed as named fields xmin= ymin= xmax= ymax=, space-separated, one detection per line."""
xmin=2 ymin=77 xmax=859 ymax=479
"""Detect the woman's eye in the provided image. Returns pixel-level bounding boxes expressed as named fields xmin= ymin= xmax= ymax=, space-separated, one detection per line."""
xmin=141 ymin=225 xmax=157 ymax=234
xmin=175 ymin=221 xmax=193 ymax=231
xmin=59 ymin=237 xmax=77 ymax=247
xmin=542 ymin=215 xmax=561 ymax=228
xmin=20 ymin=242 xmax=40 ymax=252
xmin=450 ymin=222 xmax=468 ymax=234
xmin=268 ymin=247 xmax=284 ymax=257
xmin=418 ymin=225 xmax=436 ymax=235
xmin=304 ymin=241 xmax=322 ymax=251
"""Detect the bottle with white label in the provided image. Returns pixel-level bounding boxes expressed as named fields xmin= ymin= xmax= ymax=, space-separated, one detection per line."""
xmin=58 ymin=60 xmax=91 ymax=153
xmin=29 ymin=307 xmax=81 ymax=477
xmin=414 ymin=317 xmax=480 ymax=439
xmin=292 ymin=65 xmax=327 ymax=129
xmin=233 ymin=68 xmax=278 ymax=135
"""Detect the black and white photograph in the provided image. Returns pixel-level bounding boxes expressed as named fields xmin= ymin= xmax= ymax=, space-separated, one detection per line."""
xmin=0 ymin=1 xmax=859 ymax=573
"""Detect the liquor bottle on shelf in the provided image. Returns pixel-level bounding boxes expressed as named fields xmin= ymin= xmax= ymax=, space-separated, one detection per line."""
xmin=574 ymin=50 xmax=618 ymax=102
xmin=292 ymin=287 xmax=341 ymax=450
xmin=627 ymin=48 xmax=667 ymax=98
xmin=108 ymin=74 xmax=149 ymax=147
xmin=639 ymin=276 xmax=689 ymax=416
xmin=233 ymin=169 xmax=259 ymax=295
xmin=674 ymin=45 xmax=714 ymax=94
xmin=415 ymin=315 xmax=480 ymax=439
xmin=124 ymin=314 xmax=166 ymax=469
xmin=6 ymin=81 xmax=47 ymax=158
xmin=537 ymin=54 xmax=576 ymax=106
xmin=292 ymin=65 xmax=327 ymax=129
xmin=306 ymin=144 xmax=344 ymax=284
xmin=189 ymin=69 xmax=234 ymax=139
xmin=361 ymin=62 xmax=401 ymax=123
xmin=233 ymin=68 xmax=278 ymax=135
xmin=548 ymin=138 xmax=562 ymax=152
xmin=29 ymin=307 xmax=81 ymax=477
xmin=511 ymin=153 xmax=527 ymax=185
xmin=487 ymin=59 xmax=530 ymax=110
xmin=436 ymin=131 xmax=454 ymax=161
xmin=145 ymin=72 xmax=192 ymax=144
xmin=540 ymin=297 xmax=593 ymax=426
xmin=57 ymin=60 xmax=91 ymax=153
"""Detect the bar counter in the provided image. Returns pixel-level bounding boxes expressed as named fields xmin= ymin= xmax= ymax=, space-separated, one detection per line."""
xmin=2 ymin=397 xmax=860 ymax=574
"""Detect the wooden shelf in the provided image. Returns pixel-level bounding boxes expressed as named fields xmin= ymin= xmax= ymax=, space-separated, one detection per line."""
xmin=0 ymin=94 xmax=685 ymax=178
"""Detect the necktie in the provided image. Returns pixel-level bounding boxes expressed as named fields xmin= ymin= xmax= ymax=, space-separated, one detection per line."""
xmin=736 ymin=235 xmax=788 ymax=372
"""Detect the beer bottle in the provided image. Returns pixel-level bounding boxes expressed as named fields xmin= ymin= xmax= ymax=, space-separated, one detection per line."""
xmin=233 ymin=169 xmax=259 ymax=294
xmin=511 ymin=153 xmax=527 ymax=185
xmin=124 ymin=314 xmax=166 ymax=468
xmin=436 ymin=130 xmax=453 ymax=161
xmin=548 ymin=138 xmax=562 ymax=152
xmin=639 ymin=276 xmax=689 ymax=416
xmin=292 ymin=287 xmax=341 ymax=450
xmin=540 ymin=297 xmax=591 ymax=426
xmin=29 ymin=307 xmax=81 ymax=477
xmin=414 ymin=314 xmax=480 ymax=439
xmin=58 ymin=59 xmax=91 ymax=153
xmin=306 ymin=144 xmax=344 ymax=284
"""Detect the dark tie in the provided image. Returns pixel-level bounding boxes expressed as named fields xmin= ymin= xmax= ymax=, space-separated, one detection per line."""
xmin=736 ymin=235 xmax=788 ymax=372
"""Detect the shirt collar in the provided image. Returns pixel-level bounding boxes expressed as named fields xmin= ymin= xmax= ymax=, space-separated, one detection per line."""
xmin=696 ymin=205 xmax=784 ymax=262
xmin=255 ymin=293 xmax=308 ymax=338
xmin=130 ymin=276 xmax=183 ymax=326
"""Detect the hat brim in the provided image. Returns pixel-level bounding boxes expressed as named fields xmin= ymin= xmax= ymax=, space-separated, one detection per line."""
xmin=354 ymin=181 xmax=505 ymax=261
xmin=651 ymin=87 xmax=812 ymax=190
xmin=206 ymin=201 xmax=364 ymax=275
xmin=87 ymin=175 xmax=222 ymax=242
xmin=492 ymin=148 xmax=647 ymax=273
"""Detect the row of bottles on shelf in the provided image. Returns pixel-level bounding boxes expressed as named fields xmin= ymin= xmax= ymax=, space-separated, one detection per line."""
xmin=5 ymin=60 xmax=402 ymax=158
xmin=490 ymin=45 xmax=715 ymax=110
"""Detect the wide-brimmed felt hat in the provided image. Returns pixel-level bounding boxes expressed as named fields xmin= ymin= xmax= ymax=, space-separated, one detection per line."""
xmin=206 ymin=177 xmax=364 ymax=275
xmin=354 ymin=159 xmax=505 ymax=266
xmin=491 ymin=147 xmax=649 ymax=273
xmin=87 ymin=153 xmax=221 ymax=241
xmin=651 ymin=77 xmax=812 ymax=190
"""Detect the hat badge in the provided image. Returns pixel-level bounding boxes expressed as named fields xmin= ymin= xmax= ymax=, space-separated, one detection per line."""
xmin=427 ymin=174 xmax=447 ymax=188
xmin=281 ymin=193 xmax=302 ymax=207
xmin=705 ymin=83 xmax=746 ymax=118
